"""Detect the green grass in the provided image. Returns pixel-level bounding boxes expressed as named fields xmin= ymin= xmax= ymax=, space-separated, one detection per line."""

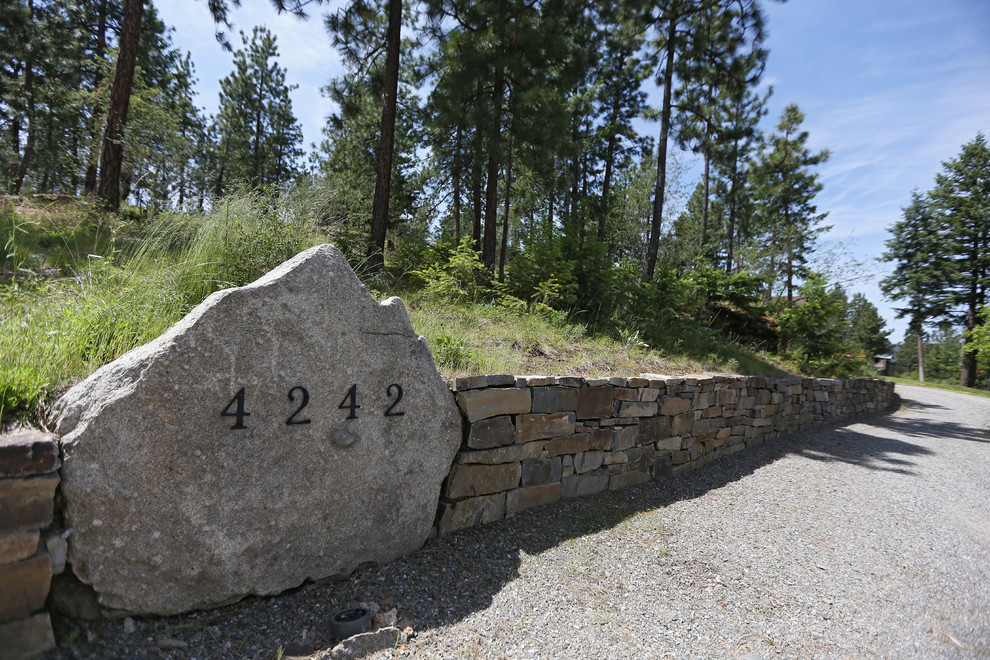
xmin=1 ymin=193 xmax=797 ymax=425
xmin=886 ymin=376 xmax=990 ymax=399
xmin=1 ymin=191 xmax=326 ymax=423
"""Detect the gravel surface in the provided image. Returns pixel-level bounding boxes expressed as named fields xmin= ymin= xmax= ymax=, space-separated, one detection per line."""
xmin=47 ymin=384 xmax=990 ymax=659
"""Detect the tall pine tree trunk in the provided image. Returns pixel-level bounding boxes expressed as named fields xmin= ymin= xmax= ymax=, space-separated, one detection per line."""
xmin=10 ymin=0 xmax=35 ymax=195
xmin=917 ymin=328 xmax=926 ymax=383
xmin=85 ymin=0 xmax=108 ymax=196
xmin=368 ymin=0 xmax=402 ymax=272
xmin=452 ymin=127 xmax=462 ymax=239
xmin=700 ymin=153 xmax=710 ymax=249
xmin=97 ymin=0 xmax=144 ymax=211
xmin=498 ymin=134 xmax=512 ymax=283
xmin=647 ymin=17 xmax=677 ymax=279
xmin=472 ymin=123 xmax=483 ymax=251
xmin=482 ymin=0 xmax=506 ymax=272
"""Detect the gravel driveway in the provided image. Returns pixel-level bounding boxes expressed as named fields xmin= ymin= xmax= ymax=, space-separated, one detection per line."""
xmin=49 ymin=383 xmax=990 ymax=659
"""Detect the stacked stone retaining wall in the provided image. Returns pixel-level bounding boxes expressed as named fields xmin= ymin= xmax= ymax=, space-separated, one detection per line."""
xmin=437 ymin=374 xmax=894 ymax=535
xmin=0 ymin=429 xmax=63 ymax=659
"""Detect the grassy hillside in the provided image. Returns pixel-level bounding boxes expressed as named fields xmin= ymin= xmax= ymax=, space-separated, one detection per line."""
xmin=1 ymin=195 xmax=795 ymax=426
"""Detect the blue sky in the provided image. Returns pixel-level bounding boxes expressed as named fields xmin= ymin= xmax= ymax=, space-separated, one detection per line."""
xmin=158 ymin=0 xmax=990 ymax=344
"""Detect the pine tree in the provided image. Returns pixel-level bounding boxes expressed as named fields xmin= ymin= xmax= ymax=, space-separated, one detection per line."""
xmin=214 ymin=26 xmax=303 ymax=193
xmin=930 ymin=133 xmax=990 ymax=387
xmin=750 ymin=104 xmax=830 ymax=304
xmin=880 ymin=191 xmax=952 ymax=383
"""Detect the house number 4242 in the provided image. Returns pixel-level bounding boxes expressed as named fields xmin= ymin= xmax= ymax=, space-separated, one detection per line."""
xmin=220 ymin=384 xmax=405 ymax=430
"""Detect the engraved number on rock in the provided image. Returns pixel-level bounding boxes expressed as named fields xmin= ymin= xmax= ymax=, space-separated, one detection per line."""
xmin=338 ymin=384 xmax=361 ymax=420
xmin=384 ymin=383 xmax=405 ymax=417
xmin=286 ymin=386 xmax=311 ymax=425
xmin=221 ymin=387 xmax=250 ymax=429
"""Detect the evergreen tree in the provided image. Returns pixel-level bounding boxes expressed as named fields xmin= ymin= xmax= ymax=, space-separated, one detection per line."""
xmin=930 ymin=133 xmax=990 ymax=387
xmin=213 ymin=26 xmax=303 ymax=193
xmin=843 ymin=293 xmax=892 ymax=357
xmin=880 ymin=191 xmax=952 ymax=383
xmin=750 ymin=104 xmax=830 ymax=304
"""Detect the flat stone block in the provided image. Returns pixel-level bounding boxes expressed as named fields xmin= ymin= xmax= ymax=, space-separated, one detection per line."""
xmin=611 ymin=425 xmax=639 ymax=452
xmin=671 ymin=462 xmax=694 ymax=477
xmin=545 ymin=433 xmax=590 ymax=457
xmin=0 ymin=552 xmax=51 ymax=623
xmin=561 ymin=469 xmax=609 ymax=498
xmin=672 ymin=450 xmax=691 ymax=465
xmin=608 ymin=469 xmax=651 ymax=491
xmin=0 ymin=430 xmax=59 ymax=479
xmin=656 ymin=436 xmax=682 ymax=452
xmin=604 ymin=451 xmax=627 ymax=465
xmin=0 ymin=613 xmax=56 ymax=660
xmin=457 ymin=388 xmax=531 ymax=423
xmin=445 ymin=462 xmax=521 ymax=499
xmin=587 ymin=428 xmax=612 ymax=451
xmin=507 ymin=483 xmax=561 ymax=515
xmin=671 ymin=412 xmax=694 ymax=436
xmin=637 ymin=416 xmax=671 ymax=444
xmin=556 ymin=376 xmax=584 ymax=388
xmin=0 ymin=530 xmax=39 ymax=565
xmin=0 ymin=475 xmax=58 ymax=534
xmin=520 ymin=457 xmax=562 ymax=487
xmin=516 ymin=412 xmax=576 ymax=443
xmin=617 ymin=401 xmax=659 ymax=418
xmin=660 ymin=397 xmax=690 ymax=416
xmin=467 ymin=416 xmax=516 ymax=449
xmin=486 ymin=374 xmax=517 ymax=387
xmin=436 ymin=493 xmax=506 ymax=535
xmin=531 ymin=386 xmax=579 ymax=414
xmin=574 ymin=450 xmax=604 ymax=474
xmin=614 ymin=387 xmax=638 ymax=402
xmin=576 ymin=387 xmax=614 ymax=419
xmin=640 ymin=388 xmax=661 ymax=402
xmin=452 ymin=375 xmax=488 ymax=391
xmin=456 ymin=441 xmax=543 ymax=465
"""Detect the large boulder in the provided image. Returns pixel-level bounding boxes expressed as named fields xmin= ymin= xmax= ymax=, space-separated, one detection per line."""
xmin=53 ymin=244 xmax=461 ymax=616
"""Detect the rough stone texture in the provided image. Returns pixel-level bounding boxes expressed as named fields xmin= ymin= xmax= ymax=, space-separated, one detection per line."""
xmin=0 ymin=552 xmax=51 ymax=622
xmin=455 ymin=442 xmax=543 ymax=465
xmin=330 ymin=626 xmax=404 ymax=659
xmin=516 ymin=413 xmax=575 ymax=443
xmin=638 ymin=416 xmax=671 ymax=444
xmin=611 ymin=425 xmax=640 ymax=452
xmin=560 ymin=469 xmax=609 ymax=498
xmin=576 ymin=386 xmax=614 ymax=419
xmin=0 ymin=530 xmax=39 ymax=565
xmin=0 ymin=475 xmax=58 ymax=533
xmin=466 ymin=416 xmax=515 ymax=449
xmin=0 ymin=430 xmax=59 ymax=478
xmin=609 ymin=468 xmax=651 ymax=490
xmin=545 ymin=433 xmax=590 ymax=457
xmin=506 ymin=483 xmax=561 ymax=515
xmin=52 ymin=245 xmax=461 ymax=616
xmin=574 ymin=451 xmax=604 ymax=474
xmin=617 ymin=401 xmax=659 ymax=418
xmin=520 ymin=458 xmax=562 ymax=487
xmin=436 ymin=493 xmax=506 ymax=535
xmin=531 ymin=387 xmax=579 ymax=414
xmin=456 ymin=388 xmax=531 ymax=423
xmin=446 ymin=463 xmax=521 ymax=499
xmin=660 ymin=396 xmax=691 ymax=416
xmin=0 ymin=612 xmax=56 ymax=660
xmin=43 ymin=531 xmax=68 ymax=576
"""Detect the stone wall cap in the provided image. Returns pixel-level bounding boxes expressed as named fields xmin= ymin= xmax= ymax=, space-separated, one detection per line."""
xmin=0 ymin=429 xmax=60 ymax=478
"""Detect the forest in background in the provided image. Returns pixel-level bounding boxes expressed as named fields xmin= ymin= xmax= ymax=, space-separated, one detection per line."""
xmin=1 ymin=0 xmax=987 ymax=411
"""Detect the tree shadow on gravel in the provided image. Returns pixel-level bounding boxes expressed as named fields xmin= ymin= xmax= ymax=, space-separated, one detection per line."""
xmin=46 ymin=407 xmax=960 ymax=660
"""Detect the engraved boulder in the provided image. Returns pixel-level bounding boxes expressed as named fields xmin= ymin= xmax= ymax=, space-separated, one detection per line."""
xmin=53 ymin=244 xmax=462 ymax=616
